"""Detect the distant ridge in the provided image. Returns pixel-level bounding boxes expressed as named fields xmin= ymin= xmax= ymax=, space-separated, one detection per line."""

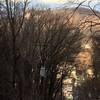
xmin=53 ymin=7 xmax=100 ymax=16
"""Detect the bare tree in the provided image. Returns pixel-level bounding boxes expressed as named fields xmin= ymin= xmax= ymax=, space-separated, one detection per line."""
xmin=0 ymin=0 xmax=30 ymax=100
xmin=24 ymin=9 xmax=83 ymax=100
xmin=0 ymin=1 xmax=85 ymax=100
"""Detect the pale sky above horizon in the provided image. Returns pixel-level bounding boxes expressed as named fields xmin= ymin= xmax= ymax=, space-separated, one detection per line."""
xmin=30 ymin=0 xmax=100 ymax=10
xmin=11 ymin=0 xmax=100 ymax=10
xmin=36 ymin=0 xmax=100 ymax=4
xmin=16 ymin=0 xmax=100 ymax=4
xmin=40 ymin=0 xmax=65 ymax=3
xmin=15 ymin=0 xmax=100 ymax=3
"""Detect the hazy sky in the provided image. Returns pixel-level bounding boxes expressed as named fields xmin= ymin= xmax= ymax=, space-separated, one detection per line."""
xmin=39 ymin=0 xmax=65 ymax=3
xmin=16 ymin=0 xmax=100 ymax=4
xmin=15 ymin=0 xmax=100 ymax=10
xmin=30 ymin=0 xmax=100 ymax=10
xmin=34 ymin=0 xmax=100 ymax=4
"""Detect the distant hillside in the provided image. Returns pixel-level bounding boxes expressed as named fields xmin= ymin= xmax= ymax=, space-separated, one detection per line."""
xmin=56 ymin=7 xmax=100 ymax=16
xmin=72 ymin=7 xmax=100 ymax=16
xmin=53 ymin=7 xmax=100 ymax=20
